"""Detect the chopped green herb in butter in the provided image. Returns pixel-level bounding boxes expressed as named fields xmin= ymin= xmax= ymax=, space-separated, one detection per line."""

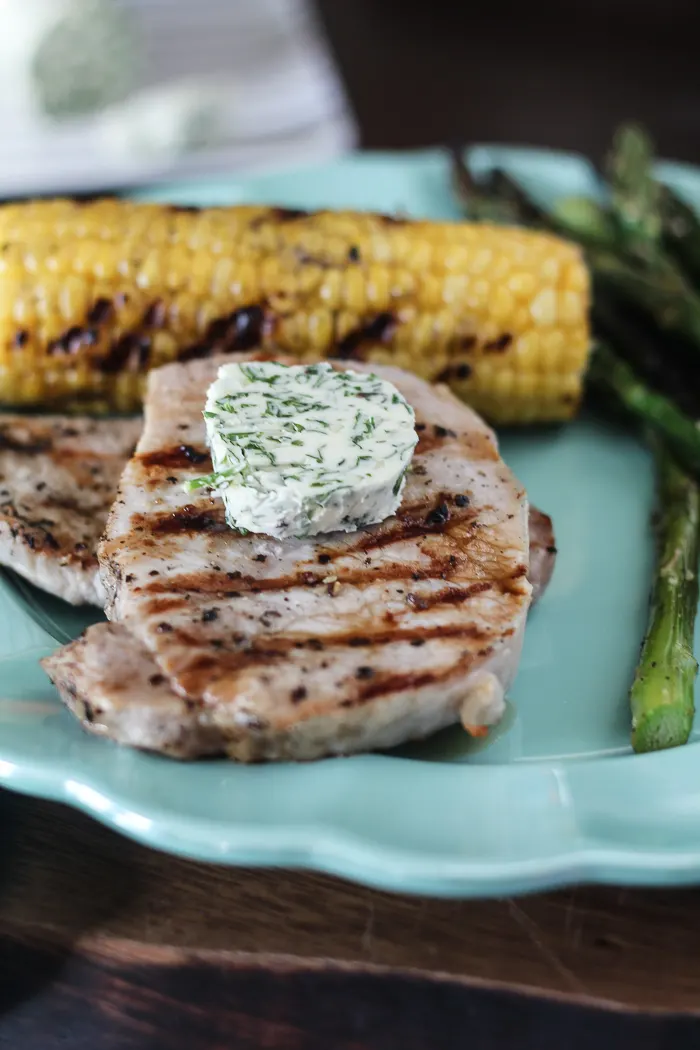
xmin=186 ymin=361 xmax=418 ymax=539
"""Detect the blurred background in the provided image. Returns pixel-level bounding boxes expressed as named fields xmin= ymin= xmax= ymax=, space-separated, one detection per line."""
xmin=1 ymin=0 xmax=699 ymax=198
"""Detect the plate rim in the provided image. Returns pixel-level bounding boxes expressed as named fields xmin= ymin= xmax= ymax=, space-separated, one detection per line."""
xmin=5 ymin=743 xmax=700 ymax=899
xmin=3 ymin=143 xmax=700 ymax=897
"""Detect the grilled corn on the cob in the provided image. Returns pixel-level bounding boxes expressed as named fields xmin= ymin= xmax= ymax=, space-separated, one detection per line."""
xmin=0 ymin=198 xmax=590 ymax=422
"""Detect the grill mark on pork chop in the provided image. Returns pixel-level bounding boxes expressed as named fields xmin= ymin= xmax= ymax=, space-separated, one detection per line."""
xmin=415 ymin=424 xmax=497 ymax=461
xmin=145 ymin=505 xmax=229 ymax=535
xmin=127 ymin=493 xmax=478 ymax=552
xmin=340 ymin=503 xmax=478 ymax=553
xmin=142 ymin=567 xmax=520 ymax=693
xmin=139 ymin=445 xmax=212 ymax=470
xmin=140 ymin=550 xmax=475 ymax=596
xmin=352 ymin=653 xmax=494 ymax=705
xmin=502 ymin=564 xmax=529 ymax=587
xmin=172 ymin=618 xmax=499 ymax=691
xmin=141 ymin=573 xmax=508 ymax=638
xmin=143 ymin=573 xmax=504 ymax=639
xmin=405 ymin=579 xmax=494 ymax=610
xmin=135 ymin=500 xmax=484 ymax=595
xmin=403 ymin=566 xmax=527 ymax=612
xmin=136 ymin=491 xmax=475 ymax=533
xmin=0 ymin=430 xmax=53 ymax=455
xmin=175 ymin=627 xmax=501 ymax=708
xmin=174 ymin=619 xmax=493 ymax=656
xmin=0 ymin=502 xmax=63 ymax=552
xmin=151 ymin=545 xmax=529 ymax=697
xmin=144 ymin=595 xmax=191 ymax=616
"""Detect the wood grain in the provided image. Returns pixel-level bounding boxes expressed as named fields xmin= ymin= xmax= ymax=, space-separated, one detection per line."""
xmin=3 ymin=786 xmax=700 ymax=1020
xmin=3 ymin=932 xmax=700 ymax=1050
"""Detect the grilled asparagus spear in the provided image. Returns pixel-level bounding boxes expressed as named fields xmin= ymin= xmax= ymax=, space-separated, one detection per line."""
xmin=607 ymin=121 xmax=700 ymax=290
xmin=604 ymin=123 xmax=700 ymax=344
xmin=630 ymin=441 xmax=700 ymax=752
xmin=661 ymin=186 xmax=700 ymax=289
xmin=451 ymin=149 xmax=700 ymax=352
xmin=606 ymin=122 xmax=663 ymax=263
xmin=451 ymin=140 xmax=700 ymax=755
xmin=587 ymin=342 xmax=700 ymax=476
xmin=587 ymin=345 xmax=700 ymax=751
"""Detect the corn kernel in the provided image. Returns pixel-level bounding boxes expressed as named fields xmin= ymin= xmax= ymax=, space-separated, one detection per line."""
xmin=0 ymin=199 xmax=590 ymax=421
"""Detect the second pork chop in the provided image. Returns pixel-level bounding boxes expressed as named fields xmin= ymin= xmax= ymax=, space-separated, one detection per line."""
xmin=0 ymin=414 xmax=141 ymax=605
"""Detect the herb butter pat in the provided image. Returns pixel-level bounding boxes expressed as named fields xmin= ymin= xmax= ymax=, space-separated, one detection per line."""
xmin=186 ymin=361 xmax=418 ymax=539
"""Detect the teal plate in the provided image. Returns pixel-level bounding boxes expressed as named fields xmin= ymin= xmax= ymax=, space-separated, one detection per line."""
xmin=3 ymin=147 xmax=700 ymax=898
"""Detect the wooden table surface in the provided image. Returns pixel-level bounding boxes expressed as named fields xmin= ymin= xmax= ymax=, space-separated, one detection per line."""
xmin=5 ymin=2 xmax=700 ymax=1046
xmin=3 ymin=788 xmax=700 ymax=1048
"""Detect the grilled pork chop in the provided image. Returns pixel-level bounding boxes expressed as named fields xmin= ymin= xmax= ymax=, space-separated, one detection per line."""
xmin=0 ymin=414 xmax=141 ymax=605
xmin=44 ymin=354 xmax=544 ymax=760
xmin=44 ymin=508 xmax=556 ymax=758
xmin=44 ymin=621 xmax=226 ymax=758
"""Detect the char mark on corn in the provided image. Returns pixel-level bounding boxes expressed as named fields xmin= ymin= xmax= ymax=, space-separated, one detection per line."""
xmin=0 ymin=199 xmax=590 ymax=423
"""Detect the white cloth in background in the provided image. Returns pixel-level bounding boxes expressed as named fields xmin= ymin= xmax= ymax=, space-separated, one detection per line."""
xmin=0 ymin=0 xmax=357 ymax=196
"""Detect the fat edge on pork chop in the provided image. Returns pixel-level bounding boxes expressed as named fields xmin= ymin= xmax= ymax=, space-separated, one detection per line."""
xmin=43 ymin=353 xmax=553 ymax=761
